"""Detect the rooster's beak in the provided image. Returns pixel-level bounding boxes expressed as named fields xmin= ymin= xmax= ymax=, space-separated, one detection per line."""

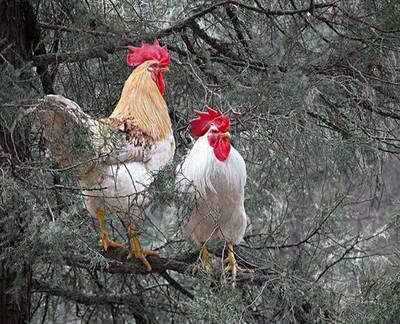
xmin=160 ymin=66 xmax=170 ymax=73
xmin=221 ymin=132 xmax=231 ymax=139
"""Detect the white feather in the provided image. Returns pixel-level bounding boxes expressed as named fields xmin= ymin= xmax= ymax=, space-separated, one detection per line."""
xmin=81 ymin=135 xmax=175 ymax=223
xmin=177 ymin=131 xmax=247 ymax=245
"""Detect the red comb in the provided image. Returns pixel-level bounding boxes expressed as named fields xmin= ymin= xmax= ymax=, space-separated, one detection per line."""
xmin=189 ymin=105 xmax=230 ymax=137
xmin=126 ymin=40 xmax=170 ymax=67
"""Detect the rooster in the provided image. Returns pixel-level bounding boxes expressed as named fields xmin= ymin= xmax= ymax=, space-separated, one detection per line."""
xmin=176 ymin=106 xmax=248 ymax=285
xmin=39 ymin=40 xmax=175 ymax=271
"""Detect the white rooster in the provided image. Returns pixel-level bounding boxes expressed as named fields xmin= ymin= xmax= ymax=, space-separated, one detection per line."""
xmin=177 ymin=106 xmax=248 ymax=284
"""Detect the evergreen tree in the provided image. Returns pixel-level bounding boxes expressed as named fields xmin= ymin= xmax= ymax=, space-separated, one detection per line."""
xmin=1 ymin=0 xmax=400 ymax=323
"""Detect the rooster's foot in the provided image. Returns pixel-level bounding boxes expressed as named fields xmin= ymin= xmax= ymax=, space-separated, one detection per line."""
xmin=127 ymin=225 xmax=157 ymax=272
xmin=95 ymin=208 xmax=123 ymax=251
xmin=223 ymin=243 xmax=253 ymax=288
xmin=99 ymin=232 xmax=123 ymax=251
xmin=192 ymin=243 xmax=211 ymax=276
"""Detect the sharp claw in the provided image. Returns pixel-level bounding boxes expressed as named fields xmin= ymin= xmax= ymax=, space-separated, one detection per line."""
xmin=192 ymin=262 xmax=211 ymax=276
xmin=100 ymin=233 xmax=123 ymax=251
xmin=224 ymin=243 xmax=240 ymax=288
xmin=127 ymin=226 xmax=155 ymax=272
xmin=141 ymin=257 xmax=152 ymax=272
xmin=224 ymin=263 xmax=254 ymax=288
xmin=143 ymin=249 xmax=158 ymax=256
xmin=100 ymin=233 xmax=109 ymax=251
xmin=96 ymin=208 xmax=122 ymax=251
xmin=224 ymin=263 xmax=253 ymax=273
xmin=108 ymin=241 xmax=124 ymax=248
xmin=192 ymin=244 xmax=211 ymax=276
xmin=127 ymin=251 xmax=153 ymax=271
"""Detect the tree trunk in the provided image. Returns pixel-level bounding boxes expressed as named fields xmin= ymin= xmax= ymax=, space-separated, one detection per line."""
xmin=0 ymin=0 xmax=54 ymax=93
xmin=0 ymin=266 xmax=31 ymax=324
xmin=0 ymin=0 xmax=34 ymax=66
xmin=0 ymin=1 xmax=39 ymax=323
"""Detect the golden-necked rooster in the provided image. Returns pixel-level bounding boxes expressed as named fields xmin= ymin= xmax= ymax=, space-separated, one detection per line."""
xmin=39 ymin=40 xmax=175 ymax=271
xmin=176 ymin=106 xmax=248 ymax=285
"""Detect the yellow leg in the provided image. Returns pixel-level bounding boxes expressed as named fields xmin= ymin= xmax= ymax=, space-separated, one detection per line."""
xmin=226 ymin=243 xmax=237 ymax=287
xmin=127 ymin=225 xmax=158 ymax=272
xmin=95 ymin=208 xmax=123 ymax=251
xmin=192 ymin=243 xmax=210 ymax=276
xmin=223 ymin=243 xmax=253 ymax=288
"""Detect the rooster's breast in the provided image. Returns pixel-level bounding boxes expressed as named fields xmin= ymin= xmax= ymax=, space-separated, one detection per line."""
xmin=146 ymin=134 xmax=175 ymax=172
xmin=80 ymin=134 xmax=175 ymax=222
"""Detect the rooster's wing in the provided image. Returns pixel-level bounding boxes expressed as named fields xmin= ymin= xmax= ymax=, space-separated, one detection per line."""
xmin=39 ymin=95 xmax=155 ymax=174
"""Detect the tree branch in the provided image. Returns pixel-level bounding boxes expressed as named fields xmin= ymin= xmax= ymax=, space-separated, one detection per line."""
xmin=63 ymin=249 xmax=197 ymax=276
xmin=315 ymin=236 xmax=360 ymax=282
xmin=160 ymin=271 xmax=194 ymax=300
xmin=225 ymin=5 xmax=250 ymax=52
xmin=32 ymin=1 xmax=338 ymax=67
xmin=58 ymin=248 xmax=279 ymax=287
xmin=32 ymin=279 xmax=145 ymax=313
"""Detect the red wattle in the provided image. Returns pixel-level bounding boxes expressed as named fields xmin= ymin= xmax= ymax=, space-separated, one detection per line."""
xmin=151 ymin=71 xmax=165 ymax=96
xmin=156 ymin=72 xmax=165 ymax=95
xmin=208 ymin=135 xmax=231 ymax=161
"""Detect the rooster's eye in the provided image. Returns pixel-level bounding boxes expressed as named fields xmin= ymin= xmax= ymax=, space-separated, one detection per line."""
xmin=147 ymin=64 xmax=159 ymax=72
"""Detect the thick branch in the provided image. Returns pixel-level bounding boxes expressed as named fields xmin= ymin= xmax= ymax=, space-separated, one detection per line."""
xmin=226 ymin=5 xmax=250 ymax=52
xmin=32 ymin=279 xmax=145 ymax=315
xmin=32 ymin=44 xmax=112 ymax=66
xmin=59 ymin=248 xmax=279 ymax=286
xmin=63 ymin=249 xmax=196 ymax=275
xmin=32 ymin=279 xmax=140 ymax=306
xmin=229 ymin=0 xmax=337 ymax=16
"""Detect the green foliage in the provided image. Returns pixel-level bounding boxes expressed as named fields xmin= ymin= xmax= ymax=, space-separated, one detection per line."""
xmin=0 ymin=63 xmax=38 ymax=102
xmin=342 ymin=274 xmax=400 ymax=324
xmin=187 ymin=286 xmax=245 ymax=324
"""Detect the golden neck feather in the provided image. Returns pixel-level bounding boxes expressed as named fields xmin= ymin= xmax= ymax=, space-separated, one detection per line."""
xmin=110 ymin=60 xmax=172 ymax=140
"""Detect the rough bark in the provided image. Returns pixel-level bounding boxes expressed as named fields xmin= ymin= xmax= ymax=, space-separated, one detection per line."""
xmin=0 ymin=1 xmax=36 ymax=323
xmin=0 ymin=0 xmax=54 ymax=93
